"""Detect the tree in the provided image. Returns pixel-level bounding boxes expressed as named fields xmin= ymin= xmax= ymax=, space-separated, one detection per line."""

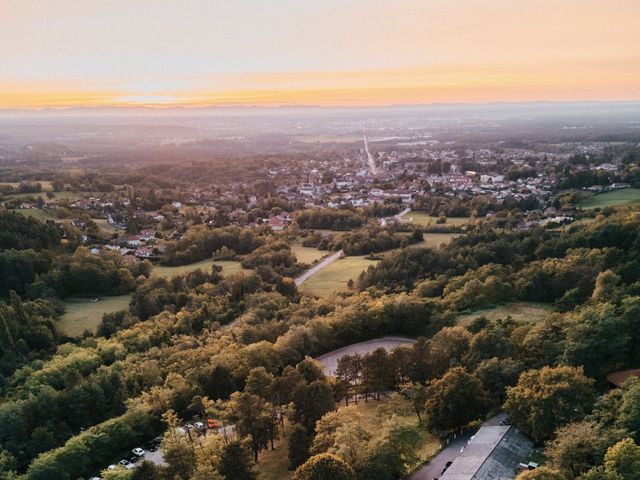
xmin=505 ymin=366 xmax=596 ymax=443
xmin=425 ymin=367 xmax=490 ymax=432
xmin=592 ymin=270 xmax=621 ymax=303
xmin=311 ymin=408 xmax=371 ymax=467
xmin=288 ymin=423 xmax=311 ymax=470
xmin=401 ymin=383 xmax=427 ymax=422
xmin=578 ymin=467 xmax=624 ymax=480
xmin=474 ymin=357 xmax=521 ymax=405
xmin=217 ymin=441 xmax=257 ymax=480
xmin=296 ymin=357 xmax=326 ymax=384
xmin=361 ymin=348 xmax=393 ymax=400
xmin=546 ymin=422 xmax=627 ymax=479
xmin=227 ymin=392 xmax=272 ymax=462
xmin=603 ymin=438 xmax=640 ymax=480
xmin=424 ymin=326 xmax=471 ymax=379
xmin=335 ymin=354 xmax=361 ymax=406
xmin=562 ymin=304 xmax=628 ymax=381
xmin=161 ymin=410 xmax=195 ymax=480
xmin=245 ymin=367 xmax=274 ymax=399
xmin=516 ymin=467 xmax=568 ymax=479
xmin=131 ymin=461 xmax=162 ymax=480
xmin=293 ymin=453 xmax=356 ymax=480
xmin=293 ymin=380 xmax=335 ymax=434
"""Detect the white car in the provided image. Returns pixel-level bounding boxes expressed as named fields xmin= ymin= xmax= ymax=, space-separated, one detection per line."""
xmin=132 ymin=448 xmax=145 ymax=457
xmin=107 ymin=465 xmax=117 ymax=471
xmin=194 ymin=421 xmax=205 ymax=430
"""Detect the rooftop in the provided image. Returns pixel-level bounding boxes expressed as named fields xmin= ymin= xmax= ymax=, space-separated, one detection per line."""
xmin=441 ymin=426 xmax=534 ymax=480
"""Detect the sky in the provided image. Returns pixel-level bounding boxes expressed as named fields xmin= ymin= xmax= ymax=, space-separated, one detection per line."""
xmin=1 ymin=0 xmax=639 ymax=109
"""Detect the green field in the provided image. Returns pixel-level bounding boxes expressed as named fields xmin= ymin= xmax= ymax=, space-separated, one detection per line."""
xmin=152 ymin=259 xmax=249 ymax=278
xmin=579 ymin=188 xmax=640 ymax=209
xmin=58 ymin=295 xmax=132 ymax=337
xmin=414 ymin=232 xmax=460 ymax=248
xmin=300 ymin=255 xmax=378 ymax=297
xmin=3 ymin=190 xmax=96 ymax=202
xmin=456 ymin=301 xmax=554 ymax=327
xmin=290 ymin=244 xmax=327 ymax=264
xmin=10 ymin=208 xmax=55 ymax=220
xmin=0 ymin=180 xmax=54 ymax=191
xmin=400 ymin=211 xmax=470 ymax=226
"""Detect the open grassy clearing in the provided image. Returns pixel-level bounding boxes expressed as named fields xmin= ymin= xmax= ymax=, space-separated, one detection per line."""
xmin=406 ymin=232 xmax=460 ymax=249
xmin=0 ymin=180 xmax=54 ymax=191
xmin=455 ymin=301 xmax=554 ymax=327
xmin=399 ymin=210 xmax=470 ymax=226
xmin=152 ymin=259 xmax=249 ymax=278
xmin=93 ymin=218 xmax=123 ymax=234
xmin=290 ymin=244 xmax=327 ymax=265
xmin=299 ymin=255 xmax=378 ymax=297
xmin=257 ymin=397 xmax=440 ymax=480
xmin=317 ymin=336 xmax=416 ymax=376
xmin=3 ymin=190 xmax=97 ymax=202
xmin=58 ymin=295 xmax=132 ymax=337
xmin=579 ymin=188 xmax=640 ymax=209
xmin=10 ymin=208 xmax=55 ymax=221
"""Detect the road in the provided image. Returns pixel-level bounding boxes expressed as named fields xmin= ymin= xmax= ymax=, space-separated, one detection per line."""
xmin=380 ymin=206 xmax=411 ymax=226
xmin=364 ymin=135 xmax=378 ymax=175
xmin=294 ymin=250 xmax=344 ymax=286
xmin=409 ymin=412 xmax=507 ymax=480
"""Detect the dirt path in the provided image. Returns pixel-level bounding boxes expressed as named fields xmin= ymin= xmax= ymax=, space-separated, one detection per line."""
xmin=294 ymin=249 xmax=344 ymax=286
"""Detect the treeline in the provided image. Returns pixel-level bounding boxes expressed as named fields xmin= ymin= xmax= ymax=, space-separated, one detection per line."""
xmin=359 ymin=215 xmax=640 ymax=309
xmin=557 ymin=169 xmax=617 ymax=189
xmin=0 ymin=212 xmax=60 ymax=251
xmin=294 ymin=209 xmax=366 ymax=231
xmin=0 ymin=293 xmax=59 ymax=379
xmin=161 ymin=225 xmax=265 ymax=266
xmin=330 ymin=225 xmax=423 ymax=256
xmin=240 ymin=241 xmax=305 ymax=277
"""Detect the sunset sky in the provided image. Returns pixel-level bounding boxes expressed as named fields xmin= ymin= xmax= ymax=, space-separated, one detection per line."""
xmin=1 ymin=0 xmax=639 ymax=109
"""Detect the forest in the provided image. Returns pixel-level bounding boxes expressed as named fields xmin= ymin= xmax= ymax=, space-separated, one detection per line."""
xmin=0 ymin=203 xmax=639 ymax=480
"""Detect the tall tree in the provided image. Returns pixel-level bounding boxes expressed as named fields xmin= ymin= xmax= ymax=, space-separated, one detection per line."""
xmin=505 ymin=366 xmax=596 ymax=443
xmin=425 ymin=367 xmax=489 ymax=432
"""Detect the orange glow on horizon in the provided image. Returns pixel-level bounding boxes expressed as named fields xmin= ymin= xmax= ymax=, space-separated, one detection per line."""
xmin=2 ymin=60 xmax=639 ymax=109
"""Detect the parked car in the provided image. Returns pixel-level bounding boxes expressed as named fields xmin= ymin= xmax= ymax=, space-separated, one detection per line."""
xmin=143 ymin=442 xmax=157 ymax=452
xmin=132 ymin=447 xmax=145 ymax=457
xmin=194 ymin=421 xmax=205 ymax=430
xmin=107 ymin=465 xmax=117 ymax=471
xmin=119 ymin=459 xmax=132 ymax=469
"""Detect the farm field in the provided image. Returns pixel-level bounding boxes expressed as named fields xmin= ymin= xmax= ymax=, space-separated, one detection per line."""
xmin=11 ymin=208 xmax=55 ymax=220
xmin=3 ymin=190 xmax=97 ymax=202
xmin=257 ymin=396 xmax=439 ymax=480
xmin=58 ymin=294 xmax=132 ymax=337
xmin=405 ymin=232 xmax=460 ymax=249
xmin=455 ymin=301 xmax=553 ymax=327
xmin=290 ymin=244 xmax=326 ymax=265
xmin=579 ymin=188 xmax=640 ymax=209
xmin=316 ymin=336 xmax=417 ymax=376
xmin=299 ymin=255 xmax=378 ymax=297
xmin=0 ymin=180 xmax=54 ymax=191
xmin=399 ymin=210 xmax=470 ymax=226
xmin=152 ymin=259 xmax=249 ymax=278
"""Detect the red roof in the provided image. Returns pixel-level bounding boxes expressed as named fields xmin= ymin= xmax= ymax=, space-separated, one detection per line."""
xmin=607 ymin=369 xmax=640 ymax=388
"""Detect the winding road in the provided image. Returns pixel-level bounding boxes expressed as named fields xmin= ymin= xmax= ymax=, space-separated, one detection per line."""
xmin=294 ymin=250 xmax=344 ymax=286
